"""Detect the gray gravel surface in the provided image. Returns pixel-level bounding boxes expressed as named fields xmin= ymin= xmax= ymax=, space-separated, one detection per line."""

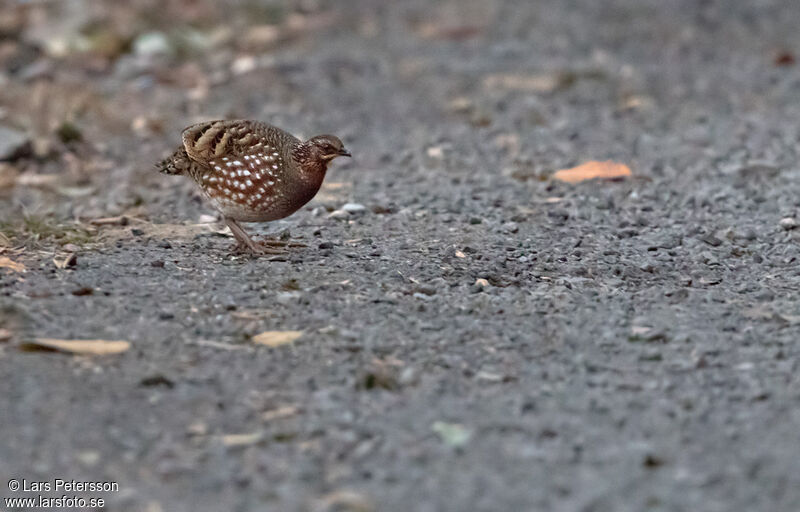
xmin=2 ymin=1 xmax=800 ymax=511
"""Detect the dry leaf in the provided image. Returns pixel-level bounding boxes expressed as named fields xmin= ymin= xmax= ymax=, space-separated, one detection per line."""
xmin=252 ymin=330 xmax=303 ymax=347
xmin=315 ymin=490 xmax=375 ymax=512
xmin=416 ymin=22 xmax=484 ymax=41
xmin=21 ymin=338 xmax=130 ymax=355
xmin=15 ymin=173 xmax=60 ymax=187
xmin=230 ymin=309 xmax=272 ymax=321
xmin=0 ymin=256 xmax=25 ymax=273
xmin=89 ymin=216 xmax=128 ymax=226
xmin=262 ymin=405 xmax=300 ymax=421
xmin=553 ymin=161 xmax=631 ymax=183
xmin=778 ymin=314 xmax=800 ymax=325
xmin=220 ymin=432 xmax=263 ymax=447
xmin=741 ymin=307 xmax=773 ymax=321
xmin=483 ymin=72 xmax=562 ymax=93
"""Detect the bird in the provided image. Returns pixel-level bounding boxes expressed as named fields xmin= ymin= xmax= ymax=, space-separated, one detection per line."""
xmin=157 ymin=119 xmax=350 ymax=254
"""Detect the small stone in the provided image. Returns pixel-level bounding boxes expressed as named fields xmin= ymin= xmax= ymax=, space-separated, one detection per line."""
xmin=431 ymin=422 xmax=471 ymax=448
xmin=414 ymin=286 xmax=437 ymax=296
xmin=643 ymin=453 xmax=664 ymax=468
xmin=779 ymin=217 xmax=797 ymax=230
xmin=475 ymin=371 xmax=503 ymax=382
xmin=275 ymin=291 xmax=301 ymax=304
xmin=186 ymin=421 xmax=208 ymax=436
xmin=0 ymin=124 xmax=31 ymax=161
xmin=398 ymin=366 xmax=418 ymax=386
xmin=315 ymin=490 xmax=375 ymax=512
xmin=426 ymin=145 xmax=444 ymax=159
xmin=359 ymin=359 xmax=399 ymax=390
xmin=318 ymin=241 xmax=334 ymax=250
xmin=131 ymin=228 xmax=145 ymax=236
xmin=701 ymin=234 xmax=722 ymax=247
xmin=133 ymin=32 xmax=172 ymax=57
xmin=71 ymin=287 xmax=93 ymax=296
xmin=231 ymin=55 xmax=257 ymax=75
xmin=501 ymin=221 xmax=519 ymax=233
xmin=735 ymin=229 xmax=757 ymax=242
xmin=327 ymin=209 xmax=350 ymax=219
xmin=56 ymin=121 xmax=82 ymax=143
xmin=76 ymin=450 xmax=100 ymax=468
xmin=342 ymin=203 xmax=366 ymax=214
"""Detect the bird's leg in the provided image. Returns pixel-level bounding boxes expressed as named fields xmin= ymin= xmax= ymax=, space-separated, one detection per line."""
xmin=224 ymin=217 xmax=283 ymax=255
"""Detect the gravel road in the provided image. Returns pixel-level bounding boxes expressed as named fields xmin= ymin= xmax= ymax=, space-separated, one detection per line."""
xmin=2 ymin=1 xmax=800 ymax=511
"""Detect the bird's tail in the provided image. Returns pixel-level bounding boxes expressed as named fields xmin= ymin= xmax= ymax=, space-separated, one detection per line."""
xmin=156 ymin=148 xmax=191 ymax=175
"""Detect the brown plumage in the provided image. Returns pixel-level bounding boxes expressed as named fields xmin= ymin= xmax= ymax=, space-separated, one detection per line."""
xmin=157 ymin=119 xmax=350 ymax=254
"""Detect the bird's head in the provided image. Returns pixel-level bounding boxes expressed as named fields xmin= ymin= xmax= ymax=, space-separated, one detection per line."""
xmin=292 ymin=134 xmax=351 ymax=178
xmin=309 ymin=134 xmax=351 ymax=160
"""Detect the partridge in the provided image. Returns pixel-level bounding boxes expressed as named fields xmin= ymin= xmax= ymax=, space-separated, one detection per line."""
xmin=157 ymin=119 xmax=350 ymax=254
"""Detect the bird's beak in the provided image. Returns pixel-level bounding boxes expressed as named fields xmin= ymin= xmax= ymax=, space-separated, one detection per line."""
xmin=338 ymin=148 xmax=352 ymax=157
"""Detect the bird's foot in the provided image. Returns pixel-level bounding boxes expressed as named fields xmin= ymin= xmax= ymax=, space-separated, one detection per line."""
xmin=258 ymin=237 xmax=307 ymax=248
xmin=231 ymin=241 xmax=286 ymax=256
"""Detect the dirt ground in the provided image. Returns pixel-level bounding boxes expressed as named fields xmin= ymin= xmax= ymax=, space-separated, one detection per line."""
xmin=2 ymin=0 xmax=800 ymax=511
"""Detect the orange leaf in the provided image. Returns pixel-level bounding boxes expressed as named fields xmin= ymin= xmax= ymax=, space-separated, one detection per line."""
xmin=553 ymin=161 xmax=631 ymax=184
xmin=0 ymin=256 xmax=25 ymax=273
xmin=252 ymin=330 xmax=303 ymax=347
xmin=21 ymin=338 xmax=130 ymax=355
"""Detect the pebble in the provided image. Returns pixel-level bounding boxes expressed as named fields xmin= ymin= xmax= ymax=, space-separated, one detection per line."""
xmin=779 ymin=217 xmax=797 ymax=230
xmin=327 ymin=209 xmax=350 ymax=219
xmin=701 ymin=234 xmax=723 ymax=247
xmin=398 ymin=366 xmax=418 ymax=386
xmin=133 ymin=32 xmax=172 ymax=57
xmin=275 ymin=291 xmax=301 ymax=305
xmin=342 ymin=203 xmax=366 ymax=214
xmin=0 ymin=124 xmax=31 ymax=161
